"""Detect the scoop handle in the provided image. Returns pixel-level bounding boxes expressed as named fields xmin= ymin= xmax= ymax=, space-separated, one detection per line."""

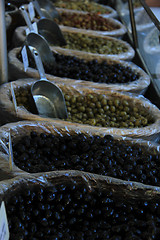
xmin=29 ymin=46 xmax=47 ymax=81
xmin=32 ymin=0 xmax=44 ymax=19
xmin=0 ymin=138 xmax=9 ymax=155
xmin=19 ymin=6 xmax=35 ymax=32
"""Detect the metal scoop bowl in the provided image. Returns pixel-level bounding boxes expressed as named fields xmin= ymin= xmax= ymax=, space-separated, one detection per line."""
xmin=32 ymin=0 xmax=66 ymax=46
xmin=20 ymin=5 xmax=56 ymax=67
xmin=29 ymin=46 xmax=68 ymax=119
xmin=25 ymin=32 xmax=56 ymax=67
xmin=34 ymin=0 xmax=61 ymax=20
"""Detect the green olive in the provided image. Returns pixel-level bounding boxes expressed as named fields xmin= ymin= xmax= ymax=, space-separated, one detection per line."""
xmin=110 ymin=106 xmax=116 ymax=113
xmin=15 ymin=86 xmax=154 ymax=129
xmin=101 ymin=98 xmax=107 ymax=106
xmin=78 ymin=106 xmax=85 ymax=112
xmin=96 ymin=102 xmax=101 ymax=108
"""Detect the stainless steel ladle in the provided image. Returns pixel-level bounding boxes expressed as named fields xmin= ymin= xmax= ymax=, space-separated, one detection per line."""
xmin=20 ymin=5 xmax=56 ymax=67
xmin=29 ymin=46 xmax=68 ymax=119
xmin=32 ymin=0 xmax=66 ymax=46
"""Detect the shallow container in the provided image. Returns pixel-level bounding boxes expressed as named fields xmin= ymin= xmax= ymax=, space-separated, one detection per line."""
xmin=12 ymin=25 xmax=135 ymax=61
xmin=0 ymin=79 xmax=159 ymax=141
xmin=8 ymin=46 xmax=150 ymax=94
xmin=0 ymin=170 xmax=160 ymax=239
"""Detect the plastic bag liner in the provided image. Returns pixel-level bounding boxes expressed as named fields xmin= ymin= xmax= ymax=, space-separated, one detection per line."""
xmin=12 ymin=25 xmax=135 ymax=61
xmin=0 ymin=169 xmax=160 ymax=199
xmin=128 ymin=9 xmax=154 ymax=32
xmin=0 ymin=119 xmax=160 ymax=178
xmin=0 ymin=78 xmax=159 ymax=141
xmin=0 ymin=167 xmax=13 ymax=181
xmin=8 ymin=47 xmax=150 ymax=94
xmin=55 ymin=5 xmax=118 ymax=19
xmin=144 ymin=28 xmax=160 ymax=55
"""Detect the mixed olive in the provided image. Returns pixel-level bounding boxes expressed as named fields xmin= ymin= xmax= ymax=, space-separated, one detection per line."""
xmin=4 ymin=179 xmax=160 ymax=239
xmin=54 ymin=1 xmax=111 ymax=14
xmin=13 ymin=131 xmax=160 ymax=187
xmin=55 ymin=12 xmax=117 ymax=31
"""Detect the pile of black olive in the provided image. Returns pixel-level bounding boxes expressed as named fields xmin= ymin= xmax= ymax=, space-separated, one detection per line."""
xmin=13 ymin=132 xmax=160 ymax=187
xmin=19 ymin=51 xmax=140 ymax=84
xmin=4 ymin=180 xmax=160 ymax=239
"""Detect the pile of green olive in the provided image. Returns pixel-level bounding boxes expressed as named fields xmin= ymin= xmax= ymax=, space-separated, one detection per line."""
xmin=63 ymin=32 xmax=128 ymax=54
xmin=64 ymin=93 xmax=153 ymax=128
xmin=54 ymin=1 xmax=111 ymax=14
xmin=15 ymin=86 xmax=154 ymax=129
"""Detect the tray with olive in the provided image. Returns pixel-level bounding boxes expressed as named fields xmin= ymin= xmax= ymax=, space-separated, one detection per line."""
xmin=1 ymin=170 xmax=160 ymax=239
xmin=12 ymin=25 xmax=135 ymax=61
xmin=0 ymin=120 xmax=160 ymax=182
xmin=53 ymin=9 xmax=126 ymax=38
xmin=8 ymin=46 xmax=148 ymax=94
xmin=54 ymin=1 xmax=117 ymax=18
xmin=0 ymin=79 xmax=159 ymax=141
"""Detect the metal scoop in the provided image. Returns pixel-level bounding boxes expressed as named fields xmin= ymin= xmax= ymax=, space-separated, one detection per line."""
xmin=32 ymin=0 xmax=66 ymax=46
xmin=34 ymin=0 xmax=61 ymax=20
xmin=20 ymin=5 xmax=56 ymax=67
xmin=29 ymin=46 xmax=68 ymax=119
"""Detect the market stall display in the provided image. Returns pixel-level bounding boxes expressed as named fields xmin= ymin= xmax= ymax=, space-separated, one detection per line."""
xmin=0 ymin=1 xmax=160 ymax=239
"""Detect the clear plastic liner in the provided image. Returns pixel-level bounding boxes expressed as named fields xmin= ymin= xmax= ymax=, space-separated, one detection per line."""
xmin=12 ymin=25 xmax=135 ymax=61
xmin=122 ymin=2 xmax=143 ymax=16
xmin=144 ymin=28 xmax=160 ymax=54
xmin=128 ymin=9 xmax=154 ymax=32
xmin=0 ymin=154 xmax=14 ymax=181
xmin=0 ymin=169 xmax=160 ymax=202
xmin=156 ymin=61 xmax=160 ymax=76
xmin=0 ymin=78 xmax=159 ymax=141
xmin=8 ymin=47 xmax=150 ymax=94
